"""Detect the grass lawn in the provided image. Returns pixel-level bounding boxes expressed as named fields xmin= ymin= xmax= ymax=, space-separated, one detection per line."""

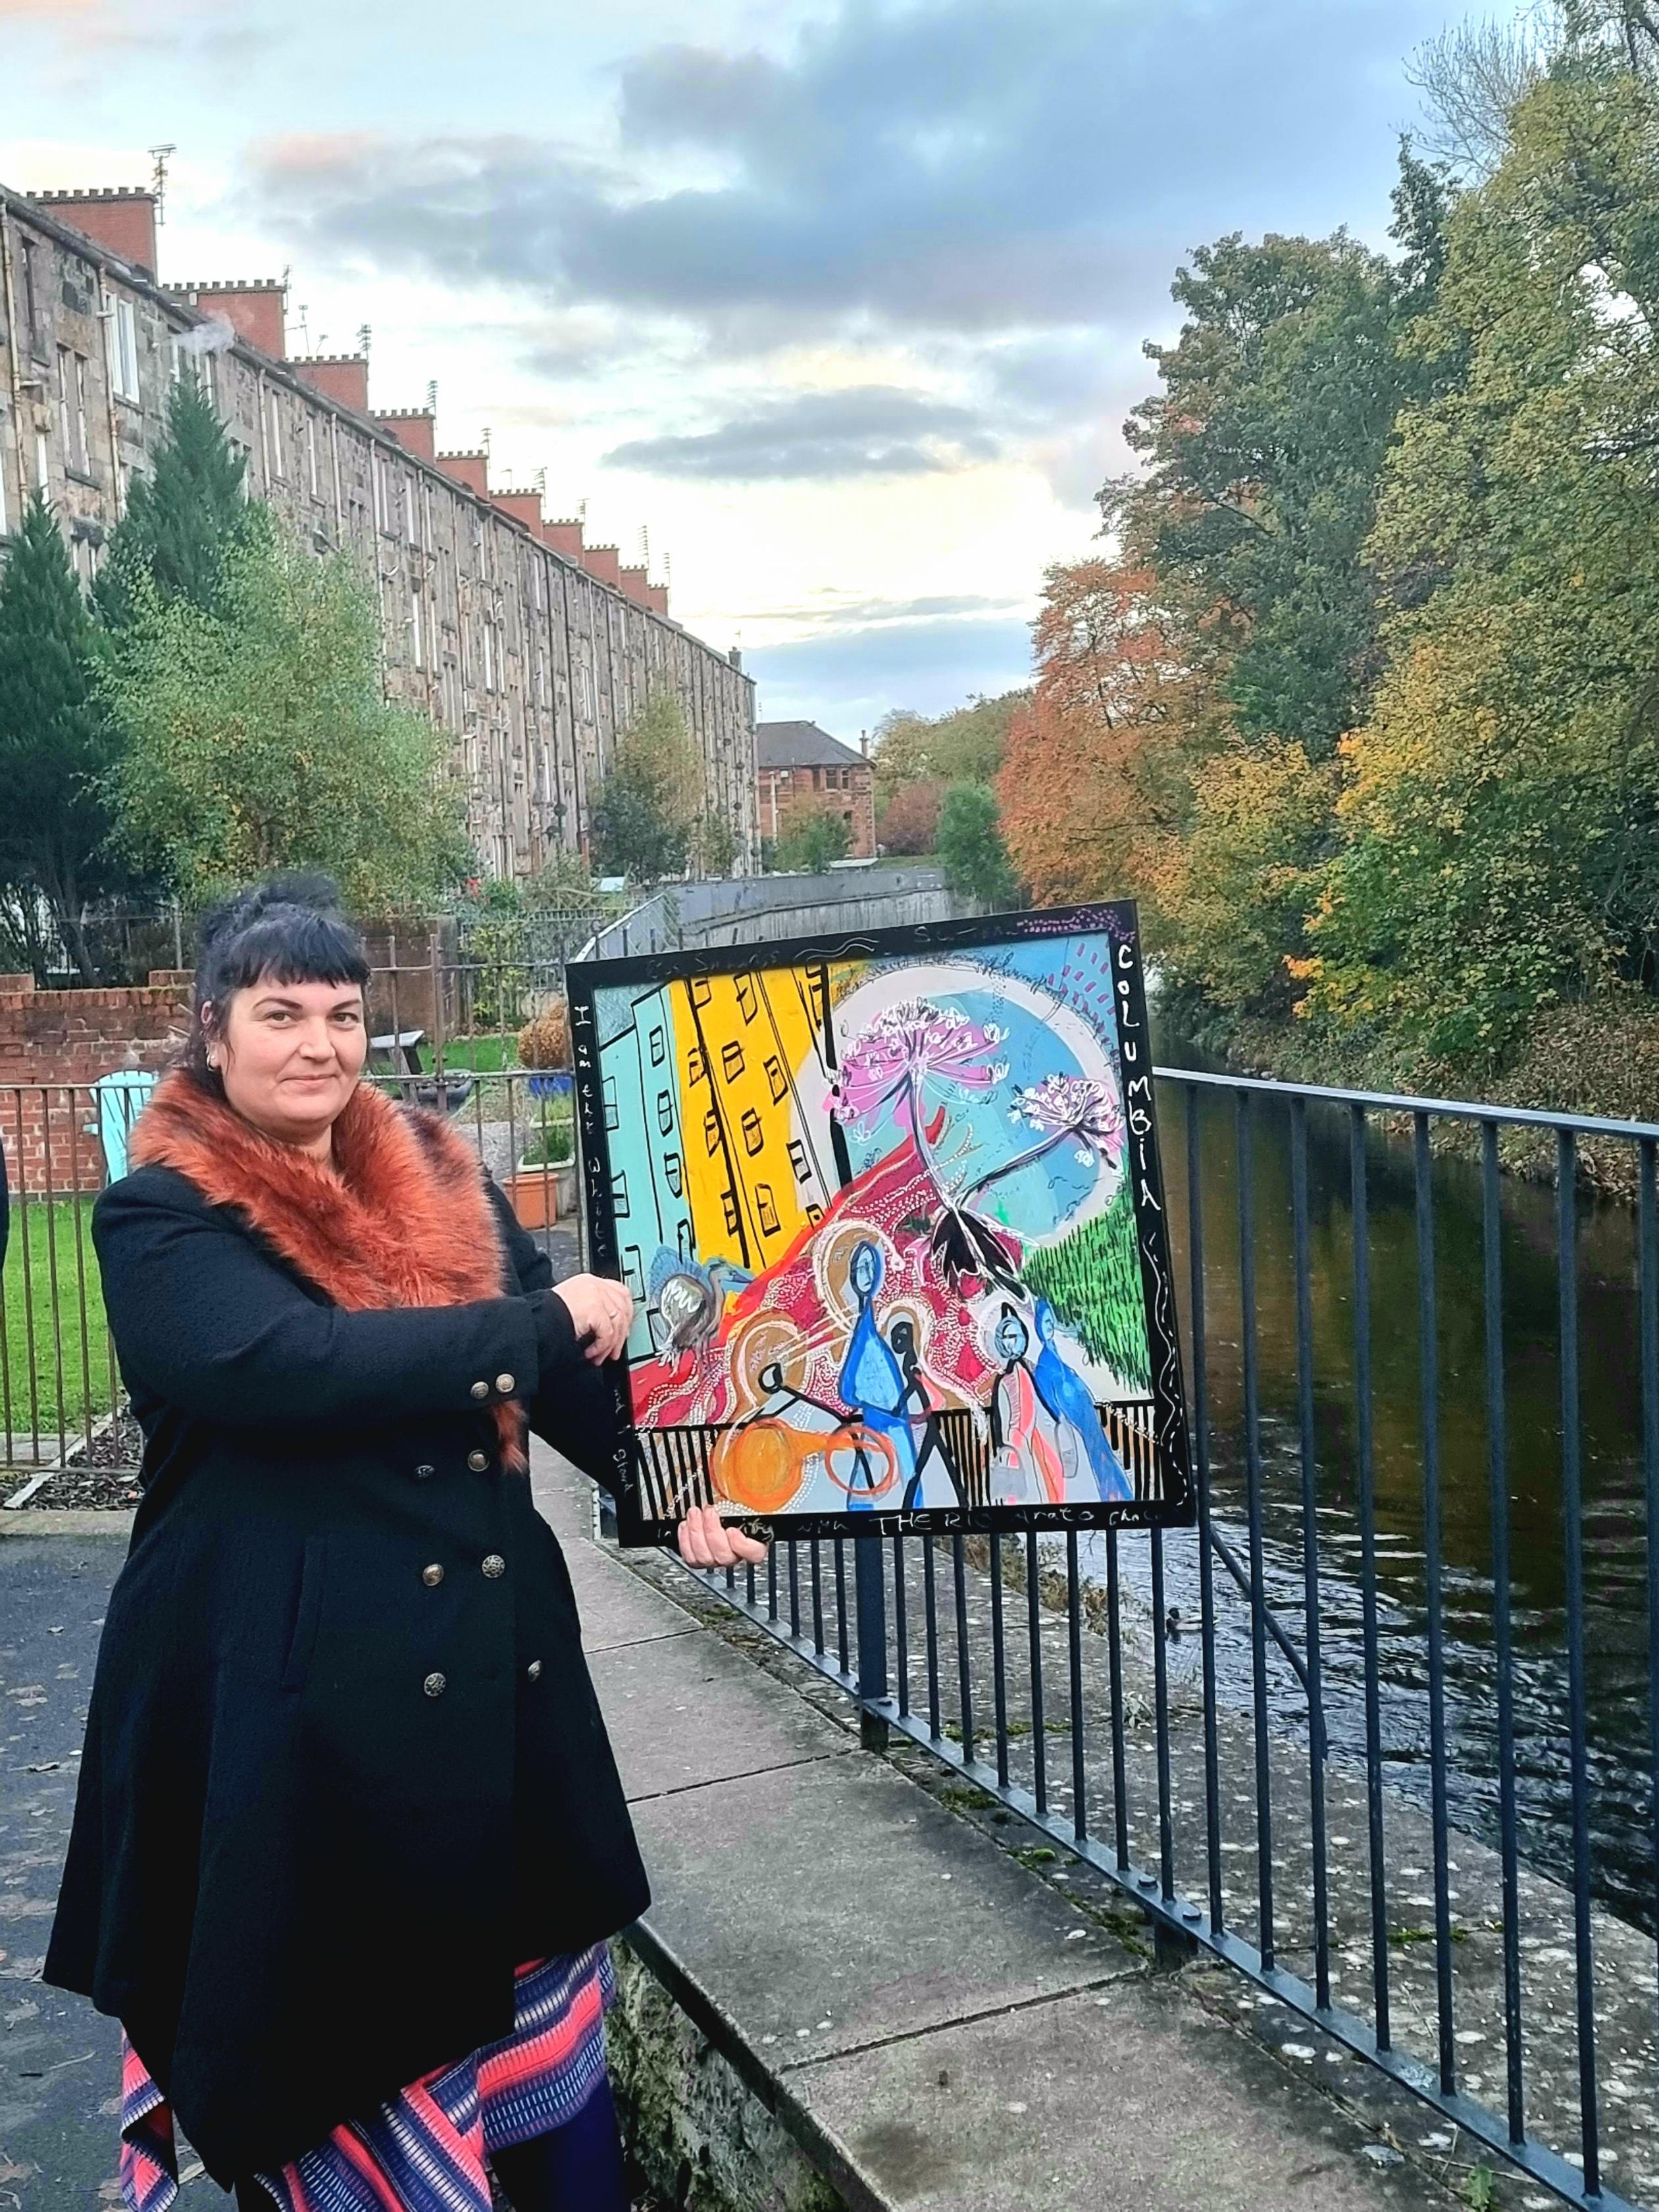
xmin=1 ymin=1198 xmax=119 ymax=1444
xmin=418 ymin=1033 xmax=518 ymax=1073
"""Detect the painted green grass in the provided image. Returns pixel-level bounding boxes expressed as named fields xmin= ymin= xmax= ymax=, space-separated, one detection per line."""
xmin=419 ymin=1033 xmax=517 ymax=1073
xmin=1021 ymin=1180 xmax=1152 ymax=1392
xmin=1 ymin=1198 xmax=119 ymax=1446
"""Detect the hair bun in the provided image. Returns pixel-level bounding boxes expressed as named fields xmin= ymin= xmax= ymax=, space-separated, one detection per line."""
xmin=198 ymin=871 xmax=345 ymax=951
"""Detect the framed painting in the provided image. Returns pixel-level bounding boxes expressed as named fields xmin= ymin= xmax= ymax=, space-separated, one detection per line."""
xmin=567 ymin=902 xmax=1194 ymax=1545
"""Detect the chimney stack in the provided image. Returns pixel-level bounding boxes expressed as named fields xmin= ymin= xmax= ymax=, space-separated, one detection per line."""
xmin=373 ymin=409 xmax=436 ymax=461
xmin=491 ymin=490 xmax=544 ymax=534
xmin=437 ymin=450 xmax=489 ymax=498
xmin=582 ymin=544 xmax=621 ymax=587
xmin=617 ymin=563 xmax=651 ymax=609
xmin=646 ymin=582 xmax=670 ymax=616
xmin=288 ymin=353 xmax=369 ymax=413
xmin=542 ymin=518 xmax=584 ymax=561
xmin=30 ymin=187 xmax=157 ymax=276
xmin=170 ymin=278 xmax=286 ymax=357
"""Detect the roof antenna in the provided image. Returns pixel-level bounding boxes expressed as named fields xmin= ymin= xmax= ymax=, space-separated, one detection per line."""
xmin=426 ymin=378 xmax=438 ymax=415
xmin=148 ymin=143 xmax=176 ymax=224
xmin=356 ymin=322 xmax=372 ymax=357
xmin=296 ymin=302 xmax=311 ymax=349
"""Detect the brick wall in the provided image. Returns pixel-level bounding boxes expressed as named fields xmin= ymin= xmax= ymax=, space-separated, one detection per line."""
xmin=757 ymin=763 xmax=877 ymax=859
xmin=0 ymin=980 xmax=188 ymax=1195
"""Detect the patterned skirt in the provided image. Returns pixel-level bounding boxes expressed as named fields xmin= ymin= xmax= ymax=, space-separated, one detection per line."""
xmin=119 ymin=1947 xmax=613 ymax=2212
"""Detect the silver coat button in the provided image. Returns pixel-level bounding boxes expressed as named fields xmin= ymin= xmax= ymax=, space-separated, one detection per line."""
xmin=423 ymin=1672 xmax=446 ymax=1698
xmin=481 ymin=1553 xmax=506 ymax=1579
xmin=470 ymin=1380 xmax=490 ymax=1401
xmin=467 ymin=1449 xmax=489 ymax=1472
xmin=414 ymin=1463 xmax=435 ymax=1481
xmin=422 ymin=1562 xmax=444 ymax=1587
xmin=526 ymin=1660 xmax=542 ymax=1682
xmin=495 ymin=1372 xmax=516 ymax=1395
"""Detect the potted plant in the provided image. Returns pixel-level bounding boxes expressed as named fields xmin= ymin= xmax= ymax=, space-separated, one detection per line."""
xmin=517 ymin=1001 xmax=573 ymax=1102
xmin=501 ymin=1112 xmax=577 ymax=1229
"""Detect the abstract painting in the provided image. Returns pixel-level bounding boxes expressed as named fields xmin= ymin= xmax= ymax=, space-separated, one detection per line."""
xmin=567 ymin=903 xmax=1193 ymax=1543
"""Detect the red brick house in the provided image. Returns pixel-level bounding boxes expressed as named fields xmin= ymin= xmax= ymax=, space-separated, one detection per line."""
xmin=755 ymin=721 xmax=876 ymax=860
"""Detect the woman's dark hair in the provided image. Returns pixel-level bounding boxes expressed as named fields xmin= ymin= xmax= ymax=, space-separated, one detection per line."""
xmin=184 ymin=873 xmax=370 ymax=1091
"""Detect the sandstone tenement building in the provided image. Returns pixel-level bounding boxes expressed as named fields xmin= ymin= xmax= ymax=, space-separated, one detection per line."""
xmin=0 ymin=182 xmax=757 ymax=879
xmin=755 ymin=720 xmax=876 ymax=860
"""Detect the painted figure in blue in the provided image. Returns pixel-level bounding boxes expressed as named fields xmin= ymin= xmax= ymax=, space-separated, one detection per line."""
xmin=837 ymin=1239 xmax=915 ymax=1508
xmin=1029 ymin=1299 xmax=1130 ymax=1502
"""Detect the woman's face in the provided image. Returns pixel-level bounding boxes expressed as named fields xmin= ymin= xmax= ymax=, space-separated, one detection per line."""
xmin=212 ymin=976 xmax=367 ymax=1152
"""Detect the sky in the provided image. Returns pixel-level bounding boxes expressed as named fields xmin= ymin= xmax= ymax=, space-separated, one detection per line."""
xmin=3 ymin=0 xmax=1515 ymax=738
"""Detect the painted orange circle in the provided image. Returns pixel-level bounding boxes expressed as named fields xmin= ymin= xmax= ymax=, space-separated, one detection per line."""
xmin=711 ymin=1421 xmax=803 ymax=1514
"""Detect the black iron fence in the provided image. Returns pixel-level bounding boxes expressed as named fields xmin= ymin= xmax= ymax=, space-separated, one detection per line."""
xmin=7 ymin=1058 xmax=1659 ymax=2207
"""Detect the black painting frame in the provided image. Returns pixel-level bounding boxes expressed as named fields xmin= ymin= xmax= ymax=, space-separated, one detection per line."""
xmin=567 ymin=900 xmax=1195 ymax=1546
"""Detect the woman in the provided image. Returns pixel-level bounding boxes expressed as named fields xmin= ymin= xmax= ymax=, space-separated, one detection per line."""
xmin=43 ymin=875 xmax=761 ymax=2212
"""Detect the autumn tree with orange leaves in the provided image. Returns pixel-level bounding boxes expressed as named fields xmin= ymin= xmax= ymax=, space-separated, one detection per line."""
xmin=997 ymin=557 xmax=1215 ymax=912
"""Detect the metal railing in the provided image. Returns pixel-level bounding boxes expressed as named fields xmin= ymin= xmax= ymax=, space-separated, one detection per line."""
xmin=665 ymin=1067 xmax=1659 ymax=2212
xmin=8 ymin=1052 xmax=1659 ymax=2205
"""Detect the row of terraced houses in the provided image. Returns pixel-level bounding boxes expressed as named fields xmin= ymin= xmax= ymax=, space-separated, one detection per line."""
xmin=0 ymin=181 xmax=759 ymax=881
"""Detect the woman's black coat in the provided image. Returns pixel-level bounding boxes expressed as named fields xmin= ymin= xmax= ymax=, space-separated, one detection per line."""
xmin=43 ymin=1157 xmax=650 ymax=2183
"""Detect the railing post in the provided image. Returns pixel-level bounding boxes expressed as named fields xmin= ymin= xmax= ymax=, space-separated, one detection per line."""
xmin=854 ymin=1533 xmax=890 ymax=1751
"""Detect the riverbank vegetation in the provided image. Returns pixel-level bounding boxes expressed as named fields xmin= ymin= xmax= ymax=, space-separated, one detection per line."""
xmin=998 ymin=3 xmax=1659 ymax=1133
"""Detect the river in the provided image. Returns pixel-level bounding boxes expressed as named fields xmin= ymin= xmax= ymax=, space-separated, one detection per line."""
xmin=1121 ymin=1021 xmax=1657 ymax=1934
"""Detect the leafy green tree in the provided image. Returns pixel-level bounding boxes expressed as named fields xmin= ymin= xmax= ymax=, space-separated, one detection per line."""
xmin=1305 ymin=32 xmax=1659 ymax=1063
xmin=773 ymin=805 xmax=851 ymax=872
xmin=591 ymin=693 xmax=707 ymax=883
xmin=1106 ymin=228 xmax=1404 ymax=760
xmin=936 ymin=784 xmax=1022 ymax=909
xmin=871 ymin=692 xmax=1025 ymax=806
xmin=94 ymin=374 xmax=251 ymax=629
xmin=105 ymin=513 xmax=469 ymax=915
xmin=0 ymin=496 xmax=125 ymax=980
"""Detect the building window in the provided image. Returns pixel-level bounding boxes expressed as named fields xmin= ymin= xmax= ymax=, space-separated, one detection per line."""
xmin=611 ymin=1170 xmax=630 ymax=1218
xmin=764 ymin=1056 xmax=787 ymax=1103
xmin=34 ymin=428 xmax=49 ymax=492
xmin=677 ymin=1217 xmax=694 ymax=1259
xmin=576 ymin=661 xmax=594 ymax=721
xmin=735 ymin=975 xmax=757 ymax=1023
xmin=602 ymin=1075 xmax=619 ymax=1131
xmin=403 ymin=475 xmax=417 ymax=543
xmin=267 ymin=390 xmax=284 ymax=480
xmin=721 ymin=1189 xmax=741 ymax=1237
xmin=57 ymin=348 xmax=89 ymax=474
xmin=788 ymin=1137 xmax=811 ymax=1183
xmin=755 ymin=1185 xmax=780 ymax=1237
xmin=720 ymin=1039 xmax=744 ymax=1081
xmin=482 ymin=617 xmax=497 ymax=692
xmin=623 ymin=1246 xmax=646 ymax=1304
xmin=686 ymin=1044 xmax=707 ymax=1084
xmin=20 ymin=240 xmax=44 ymax=360
xmin=703 ymin=1109 xmax=721 ymax=1156
xmin=689 ymin=976 xmax=713 ymax=1008
xmin=306 ymin=415 xmax=319 ymax=497
xmin=663 ymin=1150 xmax=683 ymax=1196
xmin=740 ymin=1107 xmax=763 ymax=1156
xmin=409 ymin=588 xmax=423 ymax=670
xmin=372 ymin=453 xmax=388 ymax=533
xmin=656 ymin=1087 xmax=673 ymax=1135
xmin=648 ymin=1024 xmax=666 ymax=1066
xmin=105 ymin=296 xmax=140 ymax=401
xmin=805 ymin=1202 xmax=824 ymax=1226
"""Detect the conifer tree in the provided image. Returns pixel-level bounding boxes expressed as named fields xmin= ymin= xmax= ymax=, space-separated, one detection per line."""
xmin=0 ymin=497 xmax=120 ymax=981
xmin=94 ymin=373 xmax=249 ymax=629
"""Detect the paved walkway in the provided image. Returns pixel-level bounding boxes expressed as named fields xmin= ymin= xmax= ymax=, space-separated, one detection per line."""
xmin=530 ymin=1443 xmax=1463 ymax=2212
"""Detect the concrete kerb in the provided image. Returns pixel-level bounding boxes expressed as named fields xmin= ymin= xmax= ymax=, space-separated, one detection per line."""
xmin=0 ymin=1506 xmax=134 ymax=1537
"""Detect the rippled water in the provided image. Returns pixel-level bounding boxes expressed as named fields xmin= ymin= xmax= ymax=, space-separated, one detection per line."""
xmin=1124 ymin=1029 xmax=1657 ymax=1933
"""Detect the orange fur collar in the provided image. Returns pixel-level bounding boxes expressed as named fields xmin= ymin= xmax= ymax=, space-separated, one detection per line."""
xmin=131 ymin=1068 xmax=526 ymax=1468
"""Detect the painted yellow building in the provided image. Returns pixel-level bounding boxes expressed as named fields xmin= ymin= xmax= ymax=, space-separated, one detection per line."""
xmin=669 ymin=963 xmax=847 ymax=1273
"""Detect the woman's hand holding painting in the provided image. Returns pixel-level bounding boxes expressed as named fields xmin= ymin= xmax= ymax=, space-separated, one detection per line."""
xmin=676 ymin=1503 xmax=768 ymax=1568
xmin=552 ymin=1273 xmax=635 ymax=1364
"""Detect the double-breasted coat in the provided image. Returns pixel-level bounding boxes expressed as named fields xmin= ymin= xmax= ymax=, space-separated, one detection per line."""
xmin=43 ymin=1073 xmax=650 ymax=2184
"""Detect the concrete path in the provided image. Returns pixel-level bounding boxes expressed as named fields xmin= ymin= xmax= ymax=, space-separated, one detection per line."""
xmin=530 ymin=1443 xmax=1464 ymax=2212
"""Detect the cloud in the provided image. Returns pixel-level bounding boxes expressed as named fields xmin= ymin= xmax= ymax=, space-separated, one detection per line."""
xmin=603 ymin=385 xmax=1000 ymax=481
xmin=243 ymin=0 xmax=1441 ymax=343
xmin=748 ymin=609 xmax=1034 ymax=729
